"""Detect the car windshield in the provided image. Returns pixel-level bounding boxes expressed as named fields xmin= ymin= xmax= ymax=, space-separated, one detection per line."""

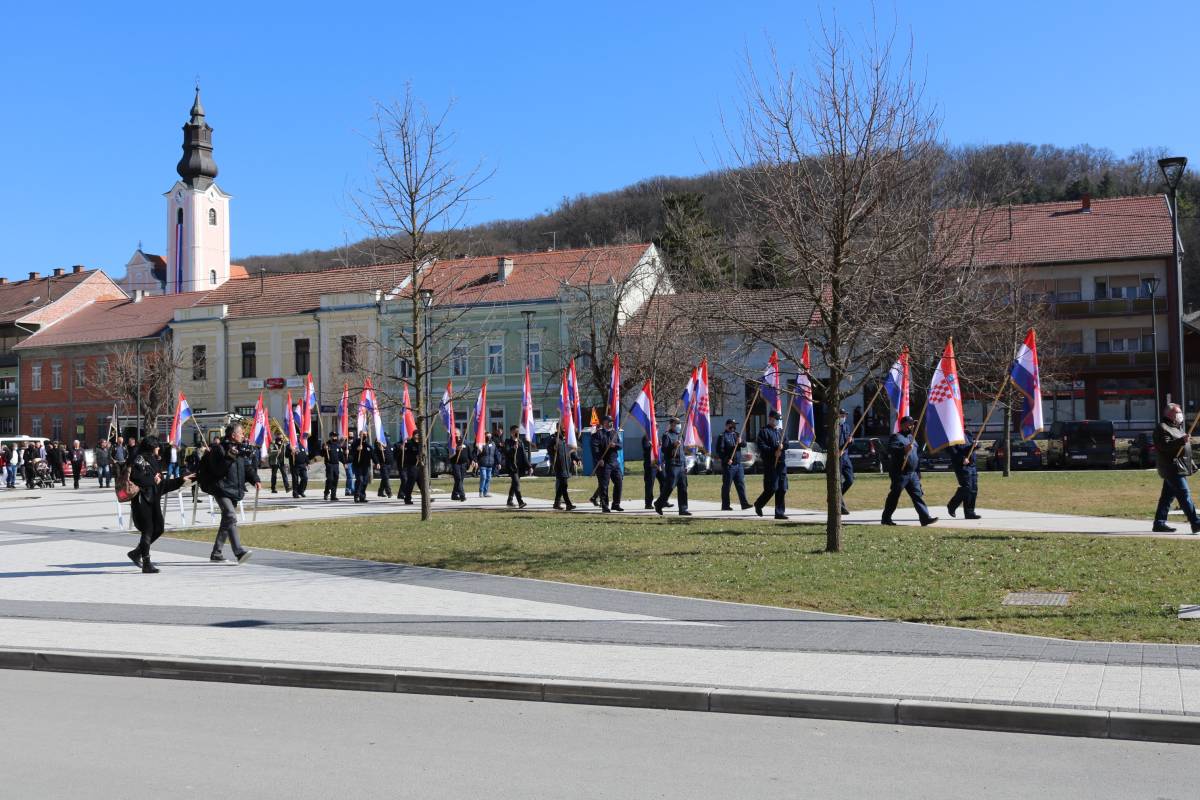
xmin=1065 ymin=422 xmax=1113 ymax=447
xmin=847 ymin=440 xmax=872 ymax=453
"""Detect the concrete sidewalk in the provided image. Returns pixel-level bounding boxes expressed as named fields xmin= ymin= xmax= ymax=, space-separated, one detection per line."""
xmin=0 ymin=486 xmax=1197 ymax=742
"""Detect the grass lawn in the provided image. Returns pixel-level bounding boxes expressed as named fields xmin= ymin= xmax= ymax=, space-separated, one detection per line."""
xmin=517 ymin=468 xmax=1165 ymax=521
xmin=172 ymin=509 xmax=1200 ymax=644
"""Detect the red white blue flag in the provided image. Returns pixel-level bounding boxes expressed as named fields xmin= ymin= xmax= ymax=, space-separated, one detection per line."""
xmin=762 ymin=350 xmax=782 ymax=417
xmin=630 ymin=379 xmax=659 ymax=464
xmin=169 ymin=392 xmax=193 ymax=449
xmin=520 ymin=366 xmax=535 ymax=441
xmin=683 ymin=360 xmax=711 ymax=451
xmin=1009 ymin=328 xmax=1044 ymax=441
xmin=608 ymin=354 xmax=621 ymax=429
xmin=399 ymin=383 xmax=416 ymax=442
xmin=924 ymin=340 xmax=966 ymax=453
xmin=358 ymin=377 xmax=387 ymax=446
xmin=793 ymin=344 xmax=816 ymax=447
xmin=559 ymin=369 xmax=578 ymax=447
xmin=285 ymin=390 xmax=299 ymax=449
xmin=567 ymin=358 xmax=582 ymax=436
xmin=472 ymin=380 xmax=488 ymax=447
xmin=302 ymin=372 xmax=317 ymax=436
xmin=884 ymin=346 xmax=911 ymax=433
xmin=250 ymin=393 xmax=270 ymax=459
xmin=440 ymin=382 xmax=457 ymax=450
xmin=337 ymin=383 xmax=349 ymax=439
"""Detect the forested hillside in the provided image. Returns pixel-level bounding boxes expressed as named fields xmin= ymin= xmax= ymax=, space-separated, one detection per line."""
xmin=237 ymin=143 xmax=1200 ymax=305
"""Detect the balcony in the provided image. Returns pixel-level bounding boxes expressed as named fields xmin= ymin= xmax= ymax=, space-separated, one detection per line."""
xmin=0 ymin=390 xmax=16 ymax=407
xmin=1053 ymin=298 xmax=1157 ymax=319
xmin=1063 ymin=351 xmax=1169 ymax=371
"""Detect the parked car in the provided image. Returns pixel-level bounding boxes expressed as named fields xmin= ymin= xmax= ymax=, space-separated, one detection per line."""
xmin=987 ymin=438 xmax=1043 ymax=470
xmin=845 ymin=437 xmax=883 ymax=473
xmin=1127 ymin=433 xmax=1157 ymax=469
xmin=1045 ymin=420 xmax=1118 ymax=468
xmin=685 ymin=448 xmax=712 ymax=475
xmin=427 ymin=442 xmax=449 ymax=478
xmin=918 ymin=445 xmax=953 ymax=472
xmin=741 ymin=441 xmax=760 ymax=473
xmin=784 ymin=442 xmax=826 ymax=473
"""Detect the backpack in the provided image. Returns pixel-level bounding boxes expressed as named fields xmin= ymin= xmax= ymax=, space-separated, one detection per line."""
xmin=114 ymin=462 xmax=139 ymax=502
xmin=196 ymin=446 xmax=225 ymax=494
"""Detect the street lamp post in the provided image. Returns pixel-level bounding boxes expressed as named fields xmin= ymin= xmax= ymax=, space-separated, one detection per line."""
xmin=1145 ymin=276 xmax=1162 ymax=417
xmin=521 ymin=310 xmax=535 ymax=369
xmin=1158 ymin=156 xmax=1187 ymax=415
xmin=419 ymin=288 xmax=434 ymax=515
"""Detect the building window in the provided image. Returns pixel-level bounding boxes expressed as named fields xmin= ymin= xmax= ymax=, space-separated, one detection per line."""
xmin=396 ymin=350 xmax=413 ymax=381
xmin=208 ymin=208 xmax=217 ymax=225
xmin=95 ymin=359 xmax=108 ymax=385
xmin=0 ymin=417 xmax=14 ymax=434
xmin=51 ymin=364 xmax=62 ymax=390
xmin=340 ymin=335 xmax=358 ymax=373
xmin=453 ymin=410 xmax=468 ymax=433
xmin=209 ymin=270 xmax=217 ymax=285
xmin=489 ymin=408 xmax=505 ymax=434
xmin=487 ymin=341 xmax=504 ymax=375
xmin=527 ymin=341 xmax=542 ymax=374
xmin=241 ymin=342 xmax=257 ymax=379
xmin=235 ymin=405 xmax=255 ymax=418
xmin=30 ymin=417 xmax=42 ymax=437
xmin=192 ymin=345 xmax=207 ymax=381
xmin=294 ymin=338 xmax=310 ymax=376
xmin=1058 ymin=330 xmax=1084 ymax=354
xmin=0 ymin=375 xmax=14 ymax=393
xmin=73 ymin=362 xmax=86 ymax=389
xmin=75 ymin=415 xmax=86 ymax=438
xmin=1095 ymin=328 xmax=1146 ymax=354
xmin=51 ymin=417 xmax=63 ymax=441
xmin=451 ymin=345 xmax=468 ymax=377
xmin=31 ymin=364 xmax=42 ymax=391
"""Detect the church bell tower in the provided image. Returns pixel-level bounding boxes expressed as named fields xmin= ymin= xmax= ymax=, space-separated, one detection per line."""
xmin=165 ymin=87 xmax=232 ymax=293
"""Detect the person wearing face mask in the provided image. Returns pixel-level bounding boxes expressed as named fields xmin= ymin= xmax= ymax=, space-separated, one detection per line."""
xmin=882 ymin=415 xmax=937 ymax=526
xmin=591 ymin=415 xmax=624 ymax=513
xmin=654 ymin=416 xmax=690 ymax=516
xmin=754 ymin=410 xmax=788 ymax=520
xmin=1151 ymin=403 xmax=1200 ymax=533
xmin=715 ymin=418 xmax=752 ymax=511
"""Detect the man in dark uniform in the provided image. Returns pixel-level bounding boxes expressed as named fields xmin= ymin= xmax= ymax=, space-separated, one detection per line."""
xmin=946 ymin=431 xmax=980 ymax=519
xmin=47 ymin=442 xmax=64 ymax=486
xmin=654 ymin=417 xmax=690 ymax=516
xmin=1152 ymin=402 xmax=1200 ymax=533
xmin=401 ymin=431 xmax=424 ymax=505
xmin=549 ymin=424 xmax=579 ymax=510
xmin=351 ymin=432 xmax=372 ymax=502
xmin=715 ymin=418 xmax=752 ymax=511
xmin=374 ymin=439 xmax=393 ymax=498
xmin=505 ymin=425 xmax=530 ymax=509
xmin=882 ymin=415 xmax=938 ymax=526
xmin=321 ymin=433 xmax=342 ymax=501
xmin=837 ymin=408 xmax=854 ymax=516
xmin=754 ymin=410 xmax=788 ymax=520
xmin=449 ymin=428 xmax=469 ymax=502
xmin=640 ymin=434 xmax=658 ymax=509
xmin=290 ymin=439 xmax=309 ymax=498
xmin=591 ymin=415 xmax=624 ymax=513
xmin=269 ymin=435 xmax=290 ymax=494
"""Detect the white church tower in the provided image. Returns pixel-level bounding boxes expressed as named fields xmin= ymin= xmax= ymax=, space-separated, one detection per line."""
xmin=164 ymin=88 xmax=232 ymax=293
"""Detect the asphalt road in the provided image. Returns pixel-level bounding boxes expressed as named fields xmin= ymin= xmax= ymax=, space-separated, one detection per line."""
xmin=2 ymin=670 xmax=1195 ymax=799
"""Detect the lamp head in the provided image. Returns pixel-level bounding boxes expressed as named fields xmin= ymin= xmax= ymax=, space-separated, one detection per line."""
xmin=1158 ymin=156 xmax=1188 ymax=191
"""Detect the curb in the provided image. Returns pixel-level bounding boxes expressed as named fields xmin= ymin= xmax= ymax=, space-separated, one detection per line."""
xmin=2 ymin=647 xmax=1198 ymax=745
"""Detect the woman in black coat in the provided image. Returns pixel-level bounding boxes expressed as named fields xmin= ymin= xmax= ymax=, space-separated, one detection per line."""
xmin=127 ymin=436 xmax=191 ymax=574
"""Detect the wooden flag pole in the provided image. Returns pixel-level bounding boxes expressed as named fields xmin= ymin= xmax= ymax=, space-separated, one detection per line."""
xmin=1188 ymin=406 xmax=1200 ymax=438
xmin=966 ymin=379 xmax=1009 ymax=461
xmin=252 ymin=486 xmax=260 ymax=523
xmin=846 ymin=381 xmax=886 ymax=442
xmin=738 ymin=384 xmax=764 ymax=442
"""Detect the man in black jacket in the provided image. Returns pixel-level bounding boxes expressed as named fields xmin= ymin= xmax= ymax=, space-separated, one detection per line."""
xmin=375 ymin=439 xmax=393 ymax=498
xmin=881 ymin=415 xmax=937 ymax=527
xmin=715 ymin=418 xmax=752 ymax=511
xmin=450 ymin=428 xmax=469 ymax=502
xmin=549 ymin=425 xmax=578 ymax=510
xmin=321 ymin=434 xmax=342 ymax=501
xmin=126 ymin=436 xmax=192 ymax=573
xmin=351 ymin=432 xmax=373 ymax=502
xmin=401 ymin=431 xmax=425 ymax=505
xmin=591 ymin=415 xmax=623 ymax=512
xmin=754 ymin=411 xmax=788 ymax=520
xmin=476 ymin=432 xmax=499 ymax=498
xmin=1152 ymin=402 xmax=1200 ymax=533
xmin=505 ymin=425 xmax=529 ymax=509
xmin=290 ymin=440 xmax=310 ymax=498
xmin=47 ymin=442 xmax=64 ymax=486
xmin=94 ymin=440 xmax=112 ymax=488
xmin=654 ymin=417 xmax=690 ymax=516
xmin=209 ymin=423 xmax=260 ymax=563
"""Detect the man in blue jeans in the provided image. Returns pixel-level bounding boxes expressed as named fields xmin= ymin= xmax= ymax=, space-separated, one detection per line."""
xmin=1152 ymin=402 xmax=1200 ymax=534
xmin=476 ymin=431 xmax=498 ymax=497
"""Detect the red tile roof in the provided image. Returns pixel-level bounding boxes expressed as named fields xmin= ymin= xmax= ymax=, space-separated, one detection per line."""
xmin=947 ymin=195 xmax=1175 ymax=268
xmin=0 ymin=271 xmax=98 ymax=324
xmin=632 ymin=289 xmax=820 ymax=335
xmin=193 ymin=244 xmax=654 ymax=319
xmin=14 ymin=293 xmax=204 ymax=349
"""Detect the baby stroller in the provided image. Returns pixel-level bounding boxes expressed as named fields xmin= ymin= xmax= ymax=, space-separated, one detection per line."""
xmin=30 ymin=459 xmax=54 ymax=489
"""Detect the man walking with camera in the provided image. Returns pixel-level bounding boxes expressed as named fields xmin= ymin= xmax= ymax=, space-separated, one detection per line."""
xmin=1152 ymin=403 xmax=1200 ymax=534
xmin=206 ymin=422 xmax=259 ymax=564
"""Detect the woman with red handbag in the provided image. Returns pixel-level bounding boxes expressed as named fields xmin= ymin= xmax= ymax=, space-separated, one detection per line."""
xmin=125 ymin=436 xmax=192 ymax=574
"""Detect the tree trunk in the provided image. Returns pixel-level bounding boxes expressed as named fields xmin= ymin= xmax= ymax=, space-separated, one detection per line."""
xmin=412 ymin=292 xmax=432 ymax=522
xmin=824 ymin=372 xmax=843 ymax=553
xmin=1002 ymin=394 xmax=1012 ymax=478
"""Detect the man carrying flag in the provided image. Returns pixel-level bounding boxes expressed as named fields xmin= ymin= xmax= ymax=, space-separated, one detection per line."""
xmin=630 ymin=380 xmax=660 ymax=510
xmin=285 ymin=390 xmax=310 ymax=499
xmin=472 ymin=381 xmax=498 ymax=498
xmin=442 ymin=382 xmax=468 ymax=502
xmin=338 ymin=383 xmax=355 ymax=497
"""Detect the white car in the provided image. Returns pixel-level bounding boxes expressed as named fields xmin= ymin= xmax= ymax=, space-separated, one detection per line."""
xmin=784 ymin=442 xmax=826 ymax=473
xmin=685 ymin=448 xmax=712 ymax=474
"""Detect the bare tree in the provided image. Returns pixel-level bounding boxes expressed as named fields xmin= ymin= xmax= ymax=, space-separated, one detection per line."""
xmin=88 ymin=336 xmax=182 ymax=437
xmin=725 ymin=25 xmax=985 ymax=552
xmin=349 ymin=86 xmax=492 ymax=521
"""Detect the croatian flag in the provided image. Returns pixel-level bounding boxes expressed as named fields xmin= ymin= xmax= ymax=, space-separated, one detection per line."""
xmin=924 ymin=340 xmax=966 ymax=453
xmin=793 ymin=344 xmax=816 ymax=447
xmin=359 ymin=377 xmax=388 ymax=446
xmin=169 ymin=392 xmax=193 ymax=449
xmin=285 ymin=390 xmax=299 ymax=449
xmin=472 ymin=381 xmax=488 ymax=447
xmin=302 ymin=373 xmax=317 ymax=436
xmin=1009 ymin=328 xmax=1045 ymax=441
xmin=567 ymin=358 xmax=582 ymax=436
xmin=684 ymin=361 xmax=711 ymax=451
xmin=250 ymin=393 xmax=270 ymax=459
xmin=762 ymin=350 xmax=782 ymax=417
xmin=399 ymin=383 xmax=416 ymax=442
xmin=608 ymin=354 xmax=621 ymax=429
xmin=337 ymin=383 xmax=350 ymax=439
xmin=884 ymin=346 xmax=911 ymax=433
xmin=630 ymin=379 xmax=659 ymax=465
xmin=520 ymin=366 xmax=535 ymax=441
xmin=292 ymin=401 xmax=303 ymax=438
xmin=681 ymin=366 xmax=697 ymax=439
xmin=440 ymin=382 xmax=457 ymax=450
xmin=559 ymin=369 xmax=577 ymax=447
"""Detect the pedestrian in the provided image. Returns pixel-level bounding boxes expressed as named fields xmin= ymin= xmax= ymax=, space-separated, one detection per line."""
xmin=206 ymin=422 xmax=259 ymax=563
xmin=269 ymin=435 xmax=291 ymax=494
xmin=837 ymin=408 xmax=854 ymax=516
xmin=23 ymin=441 xmax=38 ymax=489
xmin=374 ymin=439 xmax=393 ymax=498
xmin=449 ymin=428 xmax=469 ymax=502
xmin=94 ymin=440 xmax=112 ymax=488
xmin=654 ymin=416 xmax=690 ymax=516
xmin=946 ymin=431 xmax=981 ymax=520
xmin=504 ymin=425 xmax=529 ymax=508
xmin=321 ymin=433 xmax=341 ymax=501
xmin=754 ymin=410 xmax=789 ymax=520
xmin=549 ymin=424 xmax=578 ymax=510
xmin=69 ymin=439 xmax=85 ymax=489
xmin=1151 ymin=403 xmax=1200 ymax=534
xmin=715 ymin=418 xmax=752 ymax=511
xmin=165 ymin=442 xmax=181 ymax=480
xmin=351 ymin=432 xmax=373 ymax=503
xmin=47 ymin=442 xmax=64 ymax=486
xmin=125 ymin=436 xmax=192 ymax=574
xmin=476 ymin=431 xmax=498 ymax=498
xmin=343 ymin=437 xmax=356 ymax=497
xmin=591 ymin=415 xmax=624 ymax=512
xmin=1 ymin=445 xmax=12 ymax=489
xmin=112 ymin=437 xmax=127 ymax=471
xmin=640 ymin=434 xmax=658 ymax=510
xmin=290 ymin=440 xmax=309 ymax=498
xmin=881 ymin=415 xmax=938 ymax=526
xmin=401 ymin=430 xmax=425 ymax=505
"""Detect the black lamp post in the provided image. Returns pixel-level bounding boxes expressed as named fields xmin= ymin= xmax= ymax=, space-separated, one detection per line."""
xmin=521 ymin=310 xmax=535 ymax=369
xmin=1159 ymin=155 xmax=1187 ymax=413
xmin=1144 ymin=276 xmax=1162 ymax=418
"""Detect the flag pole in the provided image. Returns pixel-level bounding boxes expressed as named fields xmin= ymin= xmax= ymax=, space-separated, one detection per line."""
xmin=966 ymin=379 xmax=1009 ymax=461
xmin=846 ymin=381 xmax=886 ymax=442
xmin=252 ymin=485 xmax=260 ymax=523
xmin=738 ymin=383 xmax=764 ymax=442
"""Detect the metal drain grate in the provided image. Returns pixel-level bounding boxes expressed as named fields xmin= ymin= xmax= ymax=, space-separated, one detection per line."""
xmin=1002 ymin=592 xmax=1071 ymax=607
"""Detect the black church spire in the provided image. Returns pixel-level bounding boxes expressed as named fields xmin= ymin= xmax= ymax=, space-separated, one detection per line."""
xmin=176 ymin=87 xmax=218 ymax=189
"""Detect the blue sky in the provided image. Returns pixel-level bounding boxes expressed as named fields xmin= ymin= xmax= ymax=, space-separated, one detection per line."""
xmin=2 ymin=0 xmax=1196 ymax=281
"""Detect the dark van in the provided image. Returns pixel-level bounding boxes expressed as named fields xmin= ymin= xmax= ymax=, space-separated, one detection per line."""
xmin=1045 ymin=420 xmax=1117 ymax=468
